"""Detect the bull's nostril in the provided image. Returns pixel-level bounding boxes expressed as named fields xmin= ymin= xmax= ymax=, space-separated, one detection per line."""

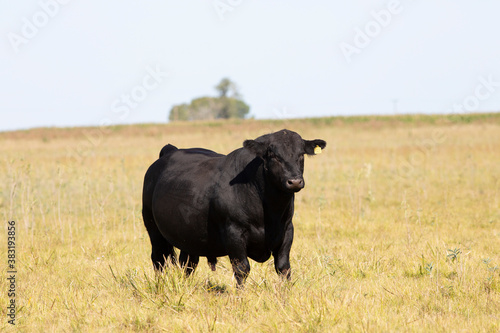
xmin=287 ymin=179 xmax=304 ymax=188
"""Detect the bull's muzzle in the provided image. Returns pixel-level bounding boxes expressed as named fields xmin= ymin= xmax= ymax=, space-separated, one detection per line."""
xmin=285 ymin=178 xmax=304 ymax=192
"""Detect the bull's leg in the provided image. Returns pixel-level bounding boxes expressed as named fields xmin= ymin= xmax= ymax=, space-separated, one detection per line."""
xmin=142 ymin=207 xmax=176 ymax=271
xmin=207 ymin=256 xmax=217 ymax=271
xmin=229 ymin=256 xmax=250 ymax=286
xmin=272 ymin=222 xmax=294 ymax=280
xmin=226 ymin=226 xmax=250 ymax=286
xmin=179 ymin=251 xmax=199 ymax=276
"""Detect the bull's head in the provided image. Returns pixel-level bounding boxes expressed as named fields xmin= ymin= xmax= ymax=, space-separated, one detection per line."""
xmin=243 ymin=129 xmax=326 ymax=193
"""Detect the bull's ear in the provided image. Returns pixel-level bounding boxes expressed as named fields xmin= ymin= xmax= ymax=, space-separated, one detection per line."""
xmin=304 ymin=139 xmax=327 ymax=155
xmin=243 ymin=139 xmax=268 ymax=156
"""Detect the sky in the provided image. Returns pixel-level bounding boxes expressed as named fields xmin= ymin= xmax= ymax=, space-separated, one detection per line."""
xmin=1 ymin=0 xmax=500 ymax=131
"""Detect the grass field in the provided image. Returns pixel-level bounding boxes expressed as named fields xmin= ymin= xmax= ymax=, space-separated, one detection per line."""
xmin=1 ymin=113 xmax=500 ymax=332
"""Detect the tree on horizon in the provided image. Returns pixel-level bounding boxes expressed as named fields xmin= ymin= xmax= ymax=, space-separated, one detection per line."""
xmin=169 ymin=78 xmax=250 ymax=122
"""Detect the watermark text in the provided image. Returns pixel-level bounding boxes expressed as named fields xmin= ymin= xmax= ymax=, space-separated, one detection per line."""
xmin=7 ymin=0 xmax=72 ymax=53
xmin=7 ymin=220 xmax=17 ymax=325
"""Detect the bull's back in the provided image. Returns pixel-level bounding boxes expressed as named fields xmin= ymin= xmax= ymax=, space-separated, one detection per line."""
xmin=144 ymin=145 xmax=221 ymax=206
xmin=150 ymin=147 xmax=226 ymax=255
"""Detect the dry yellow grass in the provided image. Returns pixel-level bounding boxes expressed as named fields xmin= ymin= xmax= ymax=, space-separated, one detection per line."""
xmin=1 ymin=114 xmax=499 ymax=332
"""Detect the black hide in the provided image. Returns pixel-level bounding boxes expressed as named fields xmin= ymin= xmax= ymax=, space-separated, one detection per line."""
xmin=142 ymin=129 xmax=326 ymax=285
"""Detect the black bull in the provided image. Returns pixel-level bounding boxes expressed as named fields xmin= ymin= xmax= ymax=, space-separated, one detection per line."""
xmin=142 ymin=129 xmax=326 ymax=285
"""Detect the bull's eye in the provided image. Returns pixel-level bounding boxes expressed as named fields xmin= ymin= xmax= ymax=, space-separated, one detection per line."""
xmin=268 ymin=151 xmax=280 ymax=162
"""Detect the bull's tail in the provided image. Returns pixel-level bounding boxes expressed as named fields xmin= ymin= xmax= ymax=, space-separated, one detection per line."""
xmin=159 ymin=144 xmax=178 ymax=158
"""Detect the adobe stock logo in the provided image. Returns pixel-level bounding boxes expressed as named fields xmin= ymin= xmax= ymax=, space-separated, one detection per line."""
xmin=339 ymin=0 xmax=403 ymax=64
xmin=450 ymin=75 xmax=500 ymax=113
xmin=7 ymin=0 xmax=72 ymax=54
xmin=213 ymin=0 xmax=243 ymax=21
xmin=110 ymin=65 xmax=169 ymax=121
xmin=397 ymin=74 xmax=500 ymax=180
xmin=66 ymin=64 xmax=168 ymax=164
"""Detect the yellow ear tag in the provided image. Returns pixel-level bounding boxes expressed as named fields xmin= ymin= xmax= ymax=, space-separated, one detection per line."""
xmin=314 ymin=145 xmax=322 ymax=155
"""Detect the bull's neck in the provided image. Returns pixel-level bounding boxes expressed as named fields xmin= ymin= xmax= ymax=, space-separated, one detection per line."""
xmin=231 ymin=149 xmax=294 ymax=213
xmin=263 ymin=179 xmax=294 ymax=210
xmin=252 ymin=165 xmax=294 ymax=215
